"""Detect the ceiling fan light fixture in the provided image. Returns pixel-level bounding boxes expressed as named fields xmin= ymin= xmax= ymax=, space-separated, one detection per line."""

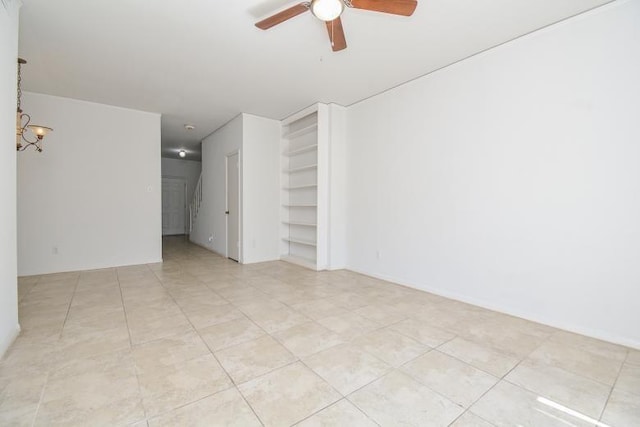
xmin=310 ymin=0 xmax=344 ymax=22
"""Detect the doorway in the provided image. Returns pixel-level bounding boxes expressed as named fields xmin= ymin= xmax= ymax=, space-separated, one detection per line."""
xmin=226 ymin=151 xmax=240 ymax=261
xmin=161 ymin=177 xmax=187 ymax=235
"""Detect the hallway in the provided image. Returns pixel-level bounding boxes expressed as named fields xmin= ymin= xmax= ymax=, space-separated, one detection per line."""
xmin=1 ymin=236 xmax=638 ymax=426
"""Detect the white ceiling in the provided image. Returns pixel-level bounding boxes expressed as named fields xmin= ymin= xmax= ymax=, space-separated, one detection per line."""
xmin=18 ymin=0 xmax=612 ymax=160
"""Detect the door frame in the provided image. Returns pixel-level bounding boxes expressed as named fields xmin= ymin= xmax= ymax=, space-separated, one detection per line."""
xmin=161 ymin=176 xmax=188 ymax=236
xmin=225 ymin=150 xmax=242 ymax=262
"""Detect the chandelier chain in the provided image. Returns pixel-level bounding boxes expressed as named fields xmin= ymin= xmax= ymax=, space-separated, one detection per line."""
xmin=17 ymin=60 xmax=22 ymax=112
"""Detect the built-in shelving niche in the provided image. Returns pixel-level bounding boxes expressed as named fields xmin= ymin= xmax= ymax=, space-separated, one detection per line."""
xmin=280 ymin=109 xmax=321 ymax=270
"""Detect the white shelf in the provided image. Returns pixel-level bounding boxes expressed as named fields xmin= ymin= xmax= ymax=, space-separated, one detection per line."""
xmin=286 ymin=164 xmax=317 ymax=173
xmin=281 ymin=106 xmax=322 ymax=271
xmin=283 ymin=124 xmax=317 ymax=139
xmin=284 ymin=184 xmax=317 ymax=190
xmin=280 ymin=255 xmax=318 ymax=270
xmin=282 ymin=237 xmax=316 ymax=247
xmin=283 ymin=221 xmax=317 ymax=227
xmin=285 ymin=144 xmax=318 ymax=157
xmin=282 ymin=203 xmax=317 ymax=208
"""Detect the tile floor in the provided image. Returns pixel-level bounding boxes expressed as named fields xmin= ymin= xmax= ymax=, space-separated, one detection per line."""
xmin=1 ymin=235 xmax=639 ymax=426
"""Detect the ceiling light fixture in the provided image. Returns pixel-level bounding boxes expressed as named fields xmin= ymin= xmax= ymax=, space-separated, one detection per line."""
xmin=310 ymin=0 xmax=345 ymax=21
xmin=16 ymin=58 xmax=53 ymax=152
xmin=179 ymin=150 xmax=186 ymax=158
xmin=184 ymin=124 xmax=195 ymax=131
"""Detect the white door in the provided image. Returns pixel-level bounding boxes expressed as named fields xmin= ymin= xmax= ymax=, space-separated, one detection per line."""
xmin=226 ymin=152 xmax=240 ymax=261
xmin=162 ymin=177 xmax=186 ymax=235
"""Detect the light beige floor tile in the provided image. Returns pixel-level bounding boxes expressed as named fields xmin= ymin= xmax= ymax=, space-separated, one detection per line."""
xmin=349 ymin=370 xmax=463 ymax=426
xmin=50 ymin=348 xmax=136 ymax=380
xmin=450 ymin=411 xmax=496 ymax=427
xmin=615 ymin=363 xmax=640 ymax=396
xmin=148 ymin=388 xmax=261 ymax=427
xmin=401 ymin=350 xmax=498 ymax=408
xmin=327 ymin=293 xmax=369 ymax=310
xmin=303 ymin=343 xmax=391 ymax=395
xmin=9 ymin=238 xmax=638 ymax=427
xmin=184 ymin=304 xmax=245 ymax=329
xmin=54 ymin=323 xmax=131 ymax=363
xmin=127 ymin=312 xmax=194 ymax=345
xmin=438 ymin=337 xmax=520 ymax=377
xmin=460 ymin=327 xmax=547 ymax=360
xmin=65 ymin=305 xmax=127 ymax=328
xmin=483 ymin=314 xmax=556 ymax=340
xmin=295 ymin=399 xmax=378 ymax=427
xmin=549 ymin=331 xmax=628 ymax=361
xmin=505 ymin=359 xmax=611 ymax=418
xmin=0 ymin=405 xmax=35 ymax=427
xmin=388 ymin=317 xmax=455 ymax=347
xmin=470 ymin=380 xmax=594 ymax=427
xmin=132 ymin=330 xmax=210 ymax=368
xmin=238 ymin=362 xmax=341 ymax=427
xmin=35 ymin=352 xmax=144 ymax=426
xmin=137 ymin=353 xmax=233 ymax=417
xmin=528 ymin=340 xmax=623 ymax=385
xmin=172 ymin=295 xmax=228 ymax=313
xmin=273 ymin=322 xmax=344 ymax=358
xmin=245 ymin=306 xmax=312 ymax=334
xmin=291 ymin=299 xmax=350 ymax=321
xmin=627 ymin=349 xmax=640 ymax=366
xmin=354 ymin=304 xmax=407 ymax=326
xmin=215 ymin=335 xmax=297 ymax=384
xmin=199 ymin=317 xmax=265 ymax=351
xmin=601 ymin=388 xmax=640 ymax=427
xmin=0 ymin=340 xmax=56 ymax=377
xmin=274 ymin=288 xmax=336 ymax=306
xmin=353 ymin=327 xmax=429 ymax=367
xmin=235 ymin=298 xmax=288 ymax=314
xmin=0 ymin=374 xmax=46 ymax=426
xmin=317 ymin=312 xmax=381 ymax=341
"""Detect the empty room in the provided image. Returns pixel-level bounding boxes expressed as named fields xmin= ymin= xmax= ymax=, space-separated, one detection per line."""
xmin=1 ymin=0 xmax=639 ymax=426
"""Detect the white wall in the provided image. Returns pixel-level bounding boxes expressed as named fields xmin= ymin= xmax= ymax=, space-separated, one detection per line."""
xmin=191 ymin=115 xmax=243 ymax=255
xmin=161 ymin=157 xmax=201 ymax=204
xmin=191 ymin=113 xmax=281 ymax=264
xmin=346 ymin=0 xmax=640 ymax=348
xmin=242 ymin=114 xmax=281 ymax=264
xmin=17 ymin=93 xmax=162 ymax=276
xmin=0 ymin=0 xmax=20 ymax=357
xmin=327 ymin=104 xmax=348 ymax=270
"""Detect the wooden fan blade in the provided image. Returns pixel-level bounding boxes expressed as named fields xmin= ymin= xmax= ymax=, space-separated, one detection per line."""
xmin=255 ymin=3 xmax=310 ymax=30
xmin=349 ymin=0 xmax=417 ymax=16
xmin=326 ymin=17 xmax=347 ymax=52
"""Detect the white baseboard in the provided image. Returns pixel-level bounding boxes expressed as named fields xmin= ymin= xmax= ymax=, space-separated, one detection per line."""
xmin=0 ymin=323 xmax=20 ymax=360
xmin=346 ymin=266 xmax=640 ymax=351
xmin=189 ymin=240 xmax=226 ymax=259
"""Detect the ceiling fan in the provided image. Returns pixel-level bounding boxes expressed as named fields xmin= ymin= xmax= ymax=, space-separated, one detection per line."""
xmin=255 ymin=0 xmax=418 ymax=52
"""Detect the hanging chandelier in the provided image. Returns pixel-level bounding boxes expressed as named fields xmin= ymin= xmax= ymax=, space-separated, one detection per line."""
xmin=16 ymin=58 xmax=52 ymax=152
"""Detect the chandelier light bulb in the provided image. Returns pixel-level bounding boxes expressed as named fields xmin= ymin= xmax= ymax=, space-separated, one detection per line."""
xmin=310 ymin=0 xmax=344 ymax=22
xmin=27 ymin=125 xmax=53 ymax=139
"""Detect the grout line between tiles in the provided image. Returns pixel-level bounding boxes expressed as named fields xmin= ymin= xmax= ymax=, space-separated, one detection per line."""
xmin=116 ymin=265 xmax=149 ymax=422
xmin=29 ymin=370 xmax=50 ymax=427
xmin=151 ymin=264 xmax=266 ymax=427
xmin=598 ymin=350 xmax=627 ymax=422
xmin=9 ymin=237 xmax=638 ymax=426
